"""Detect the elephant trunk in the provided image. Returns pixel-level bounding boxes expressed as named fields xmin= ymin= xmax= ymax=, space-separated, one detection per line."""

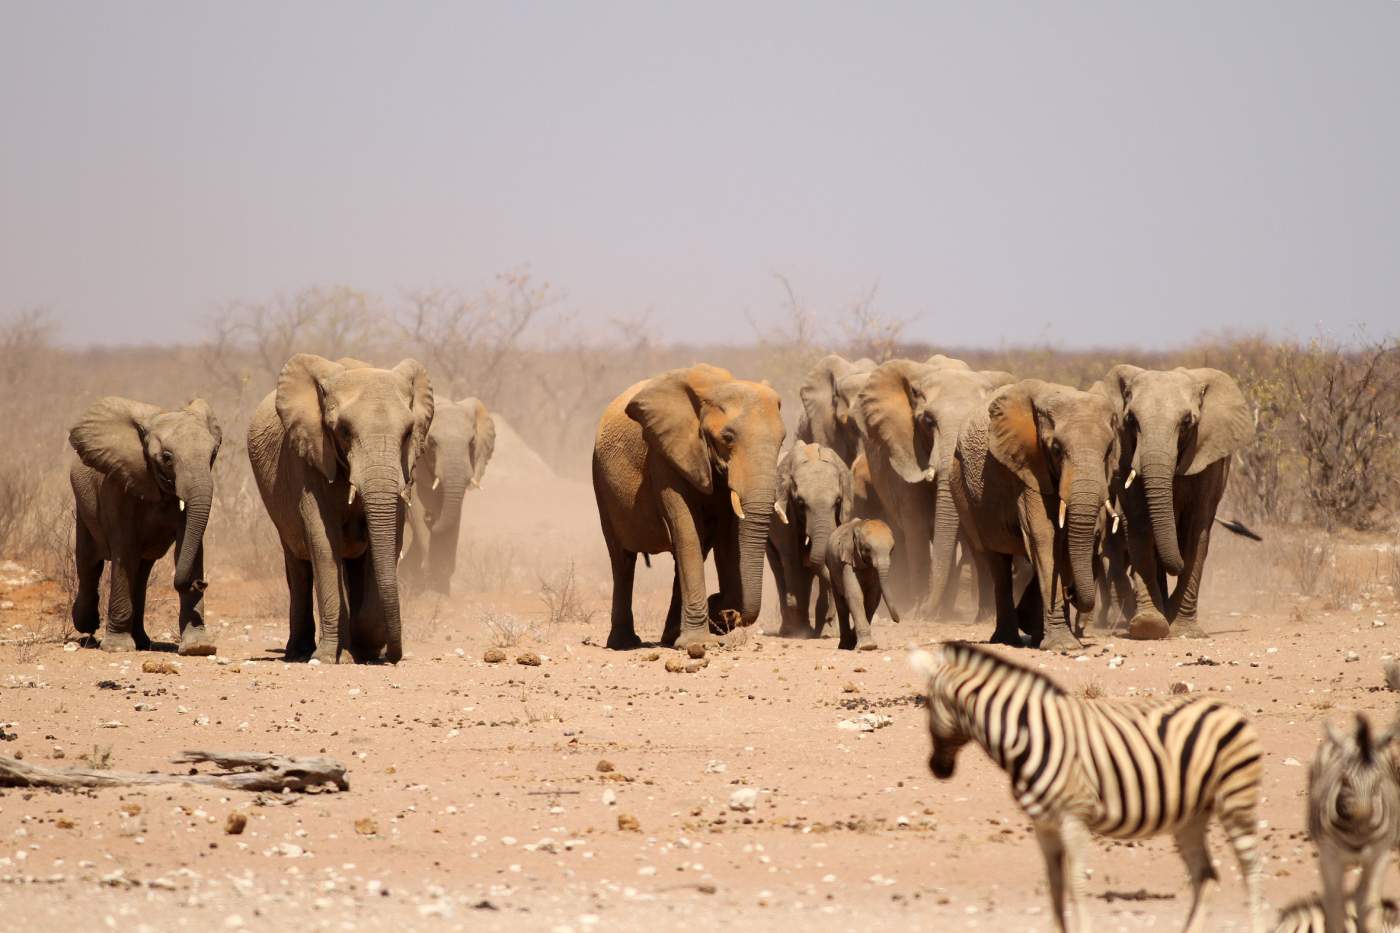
xmin=172 ymin=475 xmax=213 ymax=593
xmin=927 ymin=477 xmax=960 ymax=618
xmin=428 ymin=459 xmax=471 ymax=594
xmin=361 ymin=468 xmax=405 ymax=662
xmin=736 ymin=497 xmax=774 ymax=627
xmin=803 ymin=516 xmax=836 ymax=578
xmin=876 ymin=557 xmax=901 ymax=624
xmin=1065 ymin=476 xmax=1103 ymax=614
xmin=1140 ymin=452 xmax=1184 ymax=576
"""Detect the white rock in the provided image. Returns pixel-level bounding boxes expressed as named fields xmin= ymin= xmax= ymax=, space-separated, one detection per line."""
xmin=704 ymin=760 xmax=727 ymax=774
xmin=728 ymin=788 xmax=760 ymax=812
xmin=1283 ymin=757 xmax=1302 ymax=767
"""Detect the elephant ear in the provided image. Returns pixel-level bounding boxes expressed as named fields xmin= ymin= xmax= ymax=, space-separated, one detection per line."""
xmin=987 ymin=380 xmax=1054 ymax=496
xmin=183 ymin=398 xmax=223 ymax=459
xmin=276 ymin=353 xmax=345 ymax=483
xmin=826 ymin=450 xmax=855 ymax=525
xmin=69 ymin=396 xmax=163 ymax=502
xmin=625 ymin=364 xmax=733 ymax=494
xmin=773 ymin=449 xmax=795 ymax=524
xmin=336 ymin=357 xmax=374 ymax=370
xmin=858 ymin=359 xmax=929 ymax=484
xmin=799 ymin=355 xmax=857 ymax=448
xmin=1183 ymin=368 xmax=1254 ymax=475
xmin=462 ymin=397 xmax=496 ymax=487
xmin=1102 ymin=364 xmax=1144 ymax=415
xmin=394 ymin=359 xmax=435 ymax=472
xmin=925 ymin=354 xmax=971 ymax=371
xmin=977 ymin=370 xmax=1017 ymax=392
xmin=830 ymin=521 xmax=857 ymax=569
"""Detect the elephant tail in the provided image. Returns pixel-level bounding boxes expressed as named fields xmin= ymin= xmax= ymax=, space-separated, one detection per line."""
xmin=1214 ymin=517 xmax=1263 ymax=542
xmin=643 ymin=553 xmax=652 ymax=568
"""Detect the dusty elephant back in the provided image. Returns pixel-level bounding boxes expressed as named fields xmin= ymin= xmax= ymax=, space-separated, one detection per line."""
xmin=247 ymin=390 xmax=313 ymax=560
xmin=592 ymin=379 xmax=666 ymax=553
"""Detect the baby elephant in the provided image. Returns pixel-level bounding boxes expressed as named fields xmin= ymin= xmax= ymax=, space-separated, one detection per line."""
xmin=825 ymin=518 xmax=901 ymax=650
xmin=69 ymin=397 xmax=221 ymax=654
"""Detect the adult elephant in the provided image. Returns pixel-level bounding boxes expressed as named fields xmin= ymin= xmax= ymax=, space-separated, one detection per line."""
xmin=768 ymin=441 xmax=852 ymax=638
xmin=248 ymin=354 xmax=433 ymax=663
xmin=951 ymin=380 xmax=1119 ymax=651
xmin=403 ymin=395 xmax=495 ymax=595
xmin=69 ymin=397 xmax=221 ymax=654
xmin=796 ymin=354 xmax=875 ymax=466
xmin=857 ymin=356 xmax=1013 ymax=617
xmin=593 ymin=364 xmax=784 ymax=650
xmin=1102 ymin=366 xmax=1254 ymax=637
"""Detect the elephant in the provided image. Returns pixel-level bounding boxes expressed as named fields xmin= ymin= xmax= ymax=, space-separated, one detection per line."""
xmin=796 ymin=354 xmax=876 ymax=466
xmin=1101 ymin=366 xmax=1254 ymax=638
xmin=950 ymin=379 xmax=1119 ymax=651
xmin=592 ymin=364 xmax=784 ymax=650
xmin=824 ymin=518 xmax=901 ymax=651
xmin=69 ymin=397 xmax=221 ymax=655
xmin=767 ymin=441 xmax=853 ymax=638
xmin=247 ymin=354 xmax=433 ymax=663
xmin=857 ymin=355 xmax=1013 ymax=618
xmin=402 ymin=395 xmax=495 ymax=595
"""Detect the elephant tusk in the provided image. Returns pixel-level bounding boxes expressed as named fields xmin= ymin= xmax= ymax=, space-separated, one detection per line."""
xmin=803 ymin=534 xmax=811 ymax=549
xmin=347 ymin=485 xmax=357 ymax=506
xmin=1111 ymin=512 xmax=1120 ymax=534
xmin=431 ymin=476 xmax=440 ymax=491
xmin=468 ymin=478 xmax=481 ymax=490
xmin=730 ymin=490 xmax=746 ymax=520
xmin=178 ymin=499 xmax=185 ymax=512
xmin=774 ymin=503 xmax=788 ymax=524
xmin=1125 ymin=468 xmax=1136 ymax=489
xmin=1057 ymin=500 xmax=1066 ymax=530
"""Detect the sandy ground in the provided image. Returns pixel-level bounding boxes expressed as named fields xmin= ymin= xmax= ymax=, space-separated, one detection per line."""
xmin=2 ymin=500 xmax=1398 ymax=932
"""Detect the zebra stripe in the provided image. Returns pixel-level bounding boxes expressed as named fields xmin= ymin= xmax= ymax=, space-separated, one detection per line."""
xmin=1273 ymin=896 xmax=1400 ymax=932
xmin=913 ymin=642 xmax=1264 ymax=932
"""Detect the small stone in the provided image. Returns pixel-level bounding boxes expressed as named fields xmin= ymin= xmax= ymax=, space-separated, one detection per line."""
xmin=355 ymin=818 xmax=379 ymax=836
xmin=1169 ymin=682 xmax=1192 ymax=695
xmin=63 ymin=642 xmax=79 ymax=653
xmin=516 ymin=651 xmax=542 ymax=667
xmin=642 ymin=652 xmax=660 ymax=662
xmin=483 ymin=648 xmax=507 ymax=664
xmin=664 ymin=658 xmax=686 ymax=673
xmin=684 ymin=660 xmax=705 ymax=673
xmin=224 ymin=812 xmax=247 ymax=835
xmin=617 ymin=813 xmax=641 ymax=833
xmin=1283 ymin=757 xmax=1302 ymax=767
xmin=687 ymin=643 xmax=706 ymax=660
xmin=596 ymin=759 xmax=615 ymax=773
xmin=704 ymin=759 xmax=727 ymax=774
xmin=601 ymin=788 xmax=617 ymax=807
xmin=1345 ymin=651 xmax=1360 ymax=663
xmin=842 ymin=682 xmax=859 ymax=693
xmin=51 ymin=746 xmax=64 ymax=760
xmin=141 ymin=659 xmax=178 ymax=675
xmin=728 ymin=788 xmax=760 ymax=811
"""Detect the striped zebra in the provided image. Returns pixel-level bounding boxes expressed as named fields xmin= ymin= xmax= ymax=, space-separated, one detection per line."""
xmin=1274 ymin=896 xmax=1400 ymax=932
xmin=1307 ymin=713 xmax=1400 ymax=933
xmin=911 ymin=642 xmax=1264 ymax=933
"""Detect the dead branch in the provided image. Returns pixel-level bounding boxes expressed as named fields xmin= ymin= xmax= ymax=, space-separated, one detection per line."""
xmin=0 ymin=750 xmax=348 ymax=793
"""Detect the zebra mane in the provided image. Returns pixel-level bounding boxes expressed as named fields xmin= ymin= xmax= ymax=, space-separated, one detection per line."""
xmin=938 ymin=642 xmax=1067 ymax=697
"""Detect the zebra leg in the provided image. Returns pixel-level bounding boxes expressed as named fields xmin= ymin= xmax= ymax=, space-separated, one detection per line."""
xmin=1318 ymin=845 xmax=1347 ymax=933
xmin=1172 ymin=814 xmax=1219 ymax=933
xmin=1222 ymin=808 xmax=1266 ymax=933
xmin=1060 ymin=815 xmax=1093 ymax=933
xmin=1034 ymin=821 xmax=1072 ymax=933
xmin=1353 ymin=847 xmax=1389 ymax=933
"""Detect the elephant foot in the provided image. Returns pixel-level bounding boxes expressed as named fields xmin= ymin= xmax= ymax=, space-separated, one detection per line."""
xmin=311 ymin=642 xmax=341 ymax=664
xmin=988 ymin=625 xmax=1022 ymax=647
xmin=384 ymin=643 xmax=402 ymax=664
xmin=1126 ymin=611 xmax=1171 ymax=641
xmin=1172 ymin=618 xmax=1208 ymax=639
xmin=100 ymin=631 xmax=137 ymax=653
xmin=177 ymin=626 xmax=217 ymax=657
xmin=838 ymin=636 xmax=855 ymax=651
xmin=72 ymin=614 xmax=100 ymax=635
xmin=855 ymin=638 xmax=880 ymax=652
xmin=776 ymin=620 xmax=817 ymax=640
xmin=284 ymin=640 xmax=315 ymax=662
xmin=606 ymin=628 xmax=643 ymax=651
xmin=673 ymin=626 xmax=721 ymax=650
xmin=1039 ymin=627 xmax=1083 ymax=653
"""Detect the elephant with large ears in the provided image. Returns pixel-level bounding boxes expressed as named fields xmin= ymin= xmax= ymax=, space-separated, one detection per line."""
xmin=951 ymin=380 xmax=1119 ymax=651
xmin=593 ymin=364 xmax=784 ymax=650
xmin=796 ymin=354 xmax=876 ymax=466
xmin=1102 ymin=366 xmax=1254 ymax=637
xmin=403 ymin=395 xmax=495 ymax=595
xmin=247 ymin=354 xmax=433 ymax=663
xmin=857 ymin=356 xmax=1013 ymax=618
xmin=69 ymin=397 xmax=222 ymax=654
xmin=767 ymin=441 xmax=853 ymax=638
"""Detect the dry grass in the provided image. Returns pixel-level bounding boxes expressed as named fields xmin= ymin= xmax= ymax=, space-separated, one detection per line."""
xmin=536 ymin=560 xmax=597 ymax=630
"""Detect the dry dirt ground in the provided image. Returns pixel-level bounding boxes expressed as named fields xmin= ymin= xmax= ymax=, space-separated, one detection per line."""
xmin=2 ymin=497 xmax=1398 ymax=932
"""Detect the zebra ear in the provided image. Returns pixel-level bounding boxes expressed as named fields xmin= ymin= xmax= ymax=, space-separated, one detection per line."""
xmin=1356 ymin=714 xmax=1376 ymax=765
xmin=1324 ymin=721 xmax=1345 ymax=748
xmin=909 ymin=647 xmax=940 ymax=683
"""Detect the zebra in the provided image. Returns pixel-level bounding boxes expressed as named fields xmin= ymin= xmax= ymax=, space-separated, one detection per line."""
xmin=1274 ymin=896 xmax=1400 ymax=932
xmin=1307 ymin=713 xmax=1400 ymax=933
xmin=910 ymin=641 xmax=1264 ymax=933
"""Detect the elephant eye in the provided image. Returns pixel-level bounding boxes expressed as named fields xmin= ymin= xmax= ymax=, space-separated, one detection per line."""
xmin=1182 ymin=412 xmax=1197 ymax=428
xmin=720 ymin=427 xmax=736 ymax=446
xmin=160 ymin=450 xmax=173 ymax=465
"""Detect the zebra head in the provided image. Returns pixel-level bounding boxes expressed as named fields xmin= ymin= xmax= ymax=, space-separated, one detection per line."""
xmin=911 ymin=646 xmax=973 ymax=779
xmin=1315 ymin=714 xmax=1398 ymax=834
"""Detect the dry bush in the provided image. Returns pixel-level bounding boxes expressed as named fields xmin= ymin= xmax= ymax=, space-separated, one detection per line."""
xmin=536 ymin=560 xmax=597 ymax=630
xmin=480 ymin=610 xmax=536 ymax=648
xmin=1273 ymin=532 xmax=1335 ymax=598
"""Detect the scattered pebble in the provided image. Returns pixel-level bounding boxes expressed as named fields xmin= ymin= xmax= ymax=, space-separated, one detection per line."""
xmin=483 ymin=648 xmax=507 ymax=664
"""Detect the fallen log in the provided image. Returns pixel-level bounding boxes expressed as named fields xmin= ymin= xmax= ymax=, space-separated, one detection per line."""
xmin=0 ymin=750 xmax=348 ymax=793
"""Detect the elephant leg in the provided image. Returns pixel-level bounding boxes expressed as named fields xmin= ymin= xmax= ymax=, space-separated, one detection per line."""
xmin=603 ymin=525 xmax=641 ymax=650
xmin=176 ymin=545 xmax=216 ymax=656
xmin=937 ymin=541 xmax=966 ymax=620
xmin=905 ymin=507 xmax=934 ymax=618
xmin=659 ymin=569 xmax=682 ymax=646
xmin=972 ymin=545 xmax=995 ymax=625
xmin=834 ymin=584 xmax=855 ymax=650
xmin=345 ymin=554 xmax=387 ymax=662
xmin=767 ymin=541 xmax=799 ymax=636
xmin=129 ymin=559 xmax=155 ymax=650
xmin=101 ymin=556 xmax=140 ymax=652
xmin=1125 ymin=517 xmax=1170 ymax=633
xmin=660 ymin=492 xmax=716 ymax=649
xmin=304 ymin=530 xmax=348 ymax=663
xmin=401 ymin=499 xmax=430 ymax=589
xmin=856 ymin=570 xmax=881 ymax=651
xmin=814 ymin=574 xmax=835 ymax=636
xmin=1019 ymin=496 xmax=1078 ymax=653
xmin=1167 ymin=515 xmax=1213 ymax=638
xmin=985 ymin=552 xmax=1022 ymax=646
xmin=72 ymin=518 xmax=103 ymax=637
xmin=791 ymin=565 xmax=816 ymax=635
xmin=283 ymin=549 xmax=316 ymax=661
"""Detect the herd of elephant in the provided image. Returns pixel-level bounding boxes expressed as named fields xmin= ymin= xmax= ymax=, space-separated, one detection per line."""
xmin=592 ymin=354 xmax=1255 ymax=654
xmin=66 ymin=354 xmax=495 ymax=662
xmin=64 ymin=348 xmax=1253 ymax=665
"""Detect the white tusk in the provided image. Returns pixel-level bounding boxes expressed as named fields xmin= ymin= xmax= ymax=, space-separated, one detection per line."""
xmin=468 ymin=478 xmax=481 ymax=490
xmin=922 ymin=467 xmax=938 ymax=482
xmin=178 ymin=499 xmax=185 ymax=512
xmin=774 ymin=504 xmax=788 ymax=524
xmin=347 ymin=485 xmax=357 ymax=506
xmin=803 ymin=534 xmax=811 ymax=549
xmin=431 ymin=476 xmax=440 ymax=491
xmin=730 ymin=489 xmax=745 ymax=520
xmin=1125 ymin=468 xmax=1136 ymax=489
xmin=1058 ymin=500 xmax=1066 ymax=530
xmin=1111 ymin=512 xmax=1120 ymax=534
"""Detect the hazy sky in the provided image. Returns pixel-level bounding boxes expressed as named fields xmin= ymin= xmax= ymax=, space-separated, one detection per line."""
xmin=2 ymin=2 xmax=1396 ymax=348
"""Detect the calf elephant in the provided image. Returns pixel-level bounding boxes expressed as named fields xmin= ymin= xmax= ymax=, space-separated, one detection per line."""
xmin=69 ymin=397 xmax=222 ymax=654
xmin=952 ymin=380 xmax=1118 ymax=651
xmin=403 ymin=395 xmax=495 ymax=595
xmin=858 ymin=356 xmax=1013 ymax=618
xmin=825 ymin=518 xmax=901 ymax=651
xmin=248 ymin=354 xmax=433 ymax=663
xmin=767 ymin=441 xmax=852 ymax=638
xmin=1102 ymin=366 xmax=1254 ymax=637
xmin=797 ymin=354 xmax=876 ymax=467
xmin=593 ymin=364 xmax=784 ymax=650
